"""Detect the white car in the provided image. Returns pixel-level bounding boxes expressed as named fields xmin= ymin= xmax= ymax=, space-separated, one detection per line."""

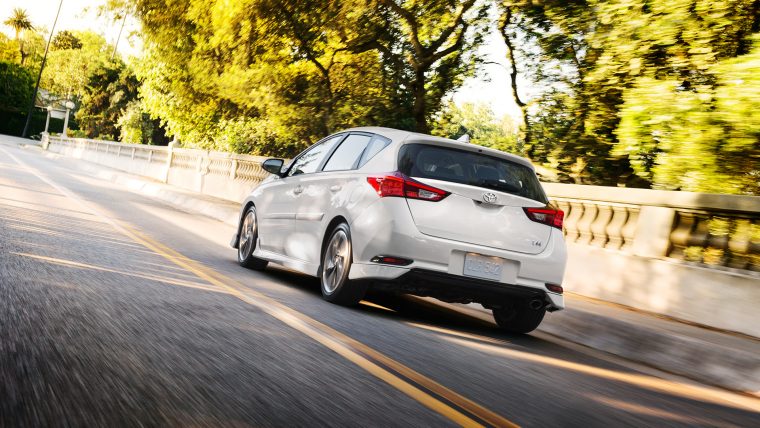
xmin=231 ymin=127 xmax=567 ymax=333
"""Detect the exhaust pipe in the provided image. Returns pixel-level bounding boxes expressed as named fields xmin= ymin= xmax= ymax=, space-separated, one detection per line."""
xmin=529 ymin=299 xmax=545 ymax=310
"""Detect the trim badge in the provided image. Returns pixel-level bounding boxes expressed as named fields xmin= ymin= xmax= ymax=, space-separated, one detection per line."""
xmin=482 ymin=192 xmax=497 ymax=204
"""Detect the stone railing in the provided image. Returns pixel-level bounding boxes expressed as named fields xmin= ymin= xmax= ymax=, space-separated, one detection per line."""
xmin=42 ymin=135 xmax=759 ymax=273
xmin=43 ymin=134 xmax=270 ymax=202
xmin=545 ymin=183 xmax=760 ymax=273
xmin=39 ymin=134 xmax=760 ymax=336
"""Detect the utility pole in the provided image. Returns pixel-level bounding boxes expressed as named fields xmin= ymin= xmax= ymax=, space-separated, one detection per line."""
xmin=112 ymin=12 xmax=127 ymax=59
xmin=22 ymin=0 xmax=63 ymax=138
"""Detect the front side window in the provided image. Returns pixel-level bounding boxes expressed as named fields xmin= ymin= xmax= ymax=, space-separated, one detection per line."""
xmin=323 ymin=134 xmax=372 ymax=171
xmin=288 ymin=135 xmax=342 ymax=177
xmin=398 ymin=144 xmax=548 ymax=203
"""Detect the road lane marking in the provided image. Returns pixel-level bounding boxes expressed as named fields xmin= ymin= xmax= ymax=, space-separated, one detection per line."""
xmin=2 ymin=146 xmax=519 ymax=427
xmin=10 ymin=252 xmax=227 ymax=294
xmin=441 ymin=336 xmax=760 ymax=413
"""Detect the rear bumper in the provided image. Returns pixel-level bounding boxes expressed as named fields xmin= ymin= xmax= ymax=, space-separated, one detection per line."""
xmin=349 ymin=198 xmax=567 ymax=310
xmin=357 ymin=268 xmax=563 ymax=310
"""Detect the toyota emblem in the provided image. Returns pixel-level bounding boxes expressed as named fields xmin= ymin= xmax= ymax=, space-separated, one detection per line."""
xmin=482 ymin=192 xmax=497 ymax=204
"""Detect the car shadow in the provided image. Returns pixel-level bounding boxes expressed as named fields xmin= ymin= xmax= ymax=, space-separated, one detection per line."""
xmin=257 ymin=264 xmax=548 ymax=349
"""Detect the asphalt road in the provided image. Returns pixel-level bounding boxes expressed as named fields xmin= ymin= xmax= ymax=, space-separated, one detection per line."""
xmin=1 ymin=140 xmax=759 ymax=427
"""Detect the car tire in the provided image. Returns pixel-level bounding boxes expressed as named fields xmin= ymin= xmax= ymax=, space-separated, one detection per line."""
xmin=320 ymin=223 xmax=366 ymax=306
xmin=237 ymin=206 xmax=268 ymax=270
xmin=492 ymin=300 xmax=546 ymax=334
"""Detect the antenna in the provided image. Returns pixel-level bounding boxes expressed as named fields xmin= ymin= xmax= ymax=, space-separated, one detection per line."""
xmin=457 ymin=134 xmax=470 ymax=143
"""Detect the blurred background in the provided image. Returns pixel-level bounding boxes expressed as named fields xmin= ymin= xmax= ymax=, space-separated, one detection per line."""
xmin=2 ymin=0 xmax=758 ymax=195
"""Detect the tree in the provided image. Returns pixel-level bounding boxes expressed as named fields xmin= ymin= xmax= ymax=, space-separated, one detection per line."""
xmin=372 ymin=0 xmax=489 ymax=133
xmin=3 ymin=8 xmax=33 ymax=40
xmin=51 ymin=30 xmax=82 ymax=50
xmin=0 ymin=61 xmax=34 ymax=112
xmin=117 ymin=100 xmax=154 ymax=144
xmin=41 ymin=31 xmax=113 ymax=101
xmin=109 ymin=0 xmax=427 ymax=154
xmin=0 ymin=32 xmax=20 ymax=63
xmin=615 ymin=34 xmax=760 ymax=195
xmin=497 ymin=2 xmax=529 ymax=148
xmin=502 ymin=0 xmax=759 ymax=190
xmin=3 ymin=8 xmax=34 ymax=65
xmin=433 ymin=101 xmax=518 ymax=153
xmin=76 ymin=60 xmax=138 ymax=140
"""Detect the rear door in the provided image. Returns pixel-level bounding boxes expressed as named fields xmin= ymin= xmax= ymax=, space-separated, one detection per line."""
xmin=258 ymin=135 xmax=341 ymax=257
xmin=398 ymin=143 xmax=552 ymax=255
xmin=295 ymin=133 xmax=374 ymax=264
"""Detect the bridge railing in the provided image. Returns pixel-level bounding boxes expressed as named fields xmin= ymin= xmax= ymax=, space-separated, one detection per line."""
xmin=40 ymin=134 xmax=760 ymax=336
xmin=43 ymin=134 xmax=759 ymax=273
xmin=545 ymin=183 xmax=760 ymax=273
xmin=44 ymin=134 xmax=270 ymax=202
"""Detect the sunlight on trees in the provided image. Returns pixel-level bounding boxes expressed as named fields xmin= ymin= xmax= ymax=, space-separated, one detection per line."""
xmin=2 ymin=1 xmax=758 ymax=194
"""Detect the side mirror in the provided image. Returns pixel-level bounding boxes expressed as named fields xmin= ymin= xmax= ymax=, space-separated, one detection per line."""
xmin=261 ymin=158 xmax=285 ymax=176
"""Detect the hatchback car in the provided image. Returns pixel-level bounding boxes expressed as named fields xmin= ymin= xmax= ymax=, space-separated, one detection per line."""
xmin=231 ymin=127 xmax=567 ymax=333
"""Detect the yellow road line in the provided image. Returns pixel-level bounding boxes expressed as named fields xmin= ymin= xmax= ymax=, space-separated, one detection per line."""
xmin=3 ymin=146 xmax=518 ymax=428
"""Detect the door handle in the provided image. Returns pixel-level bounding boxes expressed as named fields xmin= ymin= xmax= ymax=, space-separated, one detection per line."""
xmin=329 ymin=185 xmax=342 ymax=192
xmin=293 ymin=185 xmax=304 ymax=195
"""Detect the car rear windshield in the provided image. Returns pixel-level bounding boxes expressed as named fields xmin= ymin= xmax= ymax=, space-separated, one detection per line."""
xmin=398 ymin=144 xmax=548 ymax=204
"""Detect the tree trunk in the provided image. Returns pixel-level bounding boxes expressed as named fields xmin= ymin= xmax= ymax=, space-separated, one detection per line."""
xmin=412 ymin=68 xmax=429 ymax=133
xmin=499 ymin=7 xmax=530 ymax=151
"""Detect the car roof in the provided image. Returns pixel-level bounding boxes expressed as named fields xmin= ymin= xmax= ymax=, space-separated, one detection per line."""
xmin=342 ymin=126 xmax=535 ymax=169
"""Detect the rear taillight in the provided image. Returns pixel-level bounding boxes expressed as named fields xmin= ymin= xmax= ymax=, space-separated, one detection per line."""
xmin=367 ymin=173 xmax=449 ymax=202
xmin=523 ymin=207 xmax=564 ymax=230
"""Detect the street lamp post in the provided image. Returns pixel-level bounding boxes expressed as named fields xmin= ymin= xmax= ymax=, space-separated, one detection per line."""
xmin=62 ymin=100 xmax=75 ymax=137
xmin=44 ymin=105 xmax=52 ymax=133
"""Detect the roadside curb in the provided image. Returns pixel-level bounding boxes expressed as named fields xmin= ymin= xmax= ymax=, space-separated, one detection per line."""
xmin=19 ymin=143 xmax=760 ymax=398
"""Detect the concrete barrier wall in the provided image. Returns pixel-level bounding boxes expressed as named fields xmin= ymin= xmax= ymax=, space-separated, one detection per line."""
xmin=42 ymin=135 xmax=760 ymax=337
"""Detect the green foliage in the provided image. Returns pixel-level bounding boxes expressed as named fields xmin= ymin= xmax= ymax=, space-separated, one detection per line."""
xmin=504 ymin=0 xmax=759 ymax=193
xmin=51 ymin=30 xmax=83 ymax=50
xmin=616 ymin=35 xmax=760 ymax=195
xmin=108 ymin=0 xmax=486 ymax=154
xmin=76 ymin=60 xmax=139 ymax=140
xmin=374 ymin=0 xmax=490 ymax=132
xmin=3 ymin=7 xmax=35 ymax=65
xmin=0 ymin=60 xmax=34 ymax=112
xmin=3 ymin=8 xmax=34 ymax=39
xmin=41 ymin=31 xmax=114 ymax=100
xmin=0 ymin=33 xmax=21 ymax=63
xmin=433 ymin=101 xmax=518 ymax=153
xmin=117 ymin=100 xmax=154 ymax=144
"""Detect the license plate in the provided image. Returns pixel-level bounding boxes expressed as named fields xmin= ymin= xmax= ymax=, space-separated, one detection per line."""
xmin=463 ymin=253 xmax=505 ymax=281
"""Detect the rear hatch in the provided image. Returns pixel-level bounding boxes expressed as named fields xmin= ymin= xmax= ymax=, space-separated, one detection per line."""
xmin=398 ymin=143 xmax=551 ymax=255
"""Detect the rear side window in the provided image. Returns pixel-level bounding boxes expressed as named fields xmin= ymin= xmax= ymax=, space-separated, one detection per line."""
xmin=357 ymin=136 xmax=391 ymax=168
xmin=398 ymin=144 xmax=547 ymax=203
xmin=323 ymin=134 xmax=372 ymax=171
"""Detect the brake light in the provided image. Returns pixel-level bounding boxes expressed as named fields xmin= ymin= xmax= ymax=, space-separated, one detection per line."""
xmin=367 ymin=173 xmax=449 ymax=202
xmin=523 ymin=207 xmax=564 ymax=230
xmin=546 ymin=283 xmax=564 ymax=294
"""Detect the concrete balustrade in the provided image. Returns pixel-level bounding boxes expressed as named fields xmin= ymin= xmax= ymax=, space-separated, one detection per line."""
xmin=44 ymin=134 xmax=270 ymax=202
xmin=41 ymin=135 xmax=760 ymax=337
